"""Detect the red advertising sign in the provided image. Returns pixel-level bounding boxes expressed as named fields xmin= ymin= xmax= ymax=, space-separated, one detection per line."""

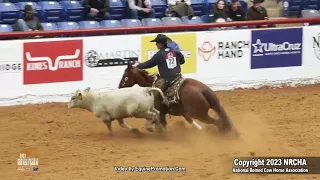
xmin=23 ymin=40 xmax=83 ymax=85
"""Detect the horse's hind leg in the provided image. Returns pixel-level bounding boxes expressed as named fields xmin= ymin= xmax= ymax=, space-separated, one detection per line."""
xmin=198 ymin=114 xmax=223 ymax=131
xmin=182 ymin=114 xmax=203 ymax=130
xmin=201 ymin=90 xmax=233 ymax=132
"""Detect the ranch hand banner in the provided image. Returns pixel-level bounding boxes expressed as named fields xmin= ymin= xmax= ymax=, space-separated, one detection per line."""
xmin=196 ymin=30 xmax=251 ymax=78
xmin=250 ymin=28 xmax=303 ymax=69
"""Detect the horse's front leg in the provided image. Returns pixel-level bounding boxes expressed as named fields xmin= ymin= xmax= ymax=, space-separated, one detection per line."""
xmin=117 ymin=119 xmax=140 ymax=135
xmin=158 ymin=112 xmax=168 ymax=134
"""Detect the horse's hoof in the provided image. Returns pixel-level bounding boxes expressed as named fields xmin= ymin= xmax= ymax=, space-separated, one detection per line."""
xmin=131 ymin=128 xmax=142 ymax=137
xmin=218 ymin=125 xmax=231 ymax=134
xmin=146 ymin=128 xmax=154 ymax=132
xmin=130 ymin=128 xmax=140 ymax=134
xmin=157 ymin=126 xmax=167 ymax=135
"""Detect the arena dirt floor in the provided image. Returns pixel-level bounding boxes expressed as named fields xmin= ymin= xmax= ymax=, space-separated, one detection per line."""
xmin=0 ymin=85 xmax=319 ymax=180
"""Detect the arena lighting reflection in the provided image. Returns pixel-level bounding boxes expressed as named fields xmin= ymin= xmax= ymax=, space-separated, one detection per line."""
xmin=0 ymin=17 xmax=320 ymax=38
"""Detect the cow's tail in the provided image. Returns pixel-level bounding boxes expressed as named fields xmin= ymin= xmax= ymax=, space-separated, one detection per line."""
xmin=147 ymin=88 xmax=169 ymax=107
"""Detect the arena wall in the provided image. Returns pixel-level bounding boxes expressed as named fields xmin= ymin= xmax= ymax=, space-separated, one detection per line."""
xmin=0 ymin=25 xmax=319 ymax=106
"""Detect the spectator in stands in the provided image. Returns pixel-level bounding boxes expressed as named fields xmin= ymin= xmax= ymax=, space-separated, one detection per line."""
xmin=247 ymin=0 xmax=272 ymax=28
xmin=211 ymin=0 xmax=230 ymax=22
xmin=165 ymin=0 xmax=194 ymax=18
xmin=228 ymin=0 xmax=246 ymax=21
xmin=208 ymin=0 xmax=232 ymax=30
xmin=128 ymin=0 xmax=155 ymax=19
xmin=14 ymin=5 xmax=43 ymax=32
xmin=84 ymin=0 xmax=111 ymax=20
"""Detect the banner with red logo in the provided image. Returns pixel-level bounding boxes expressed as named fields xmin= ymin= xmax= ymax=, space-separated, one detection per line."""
xmin=23 ymin=39 xmax=83 ymax=85
xmin=196 ymin=30 xmax=251 ymax=82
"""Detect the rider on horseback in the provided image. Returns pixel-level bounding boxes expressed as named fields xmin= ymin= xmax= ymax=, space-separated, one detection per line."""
xmin=134 ymin=34 xmax=185 ymax=98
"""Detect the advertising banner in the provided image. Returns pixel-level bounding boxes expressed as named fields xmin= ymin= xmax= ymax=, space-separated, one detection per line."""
xmin=196 ymin=30 xmax=251 ymax=78
xmin=83 ymin=35 xmax=141 ymax=90
xmin=140 ymin=33 xmax=197 ymax=74
xmin=23 ymin=39 xmax=83 ymax=85
xmin=302 ymin=26 xmax=320 ymax=67
xmin=0 ymin=41 xmax=23 ymax=95
xmin=251 ymin=28 xmax=303 ymax=69
xmin=83 ymin=35 xmax=139 ymax=68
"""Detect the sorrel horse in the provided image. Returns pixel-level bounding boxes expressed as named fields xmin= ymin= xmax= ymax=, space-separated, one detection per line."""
xmin=118 ymin=63 xmax=236 ymax=134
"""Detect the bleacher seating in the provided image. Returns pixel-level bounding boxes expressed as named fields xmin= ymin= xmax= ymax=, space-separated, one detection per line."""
xmin=38 ymin=1 xmax=63 ymax=22
xmin=301 ymin=9 xmax=320 ymax=26
xmin=0 ymin=3 xmax=20 ymax=24
xmin=109 ymin=0 xmax=126 ymax=20
xmin=41 ymin=22 xmax=58 ymax=30
xmin=0 ymin=24 xmax=13 ymax=32
xmin=283 ymin=0 xmax=320 ymax=17
xmin=303 ymin=0 xmax=318 ymax=10
xmin=100 ymin=20 xmax=122 ymax=28
xmin=78 ymin=20 xmax=100 ymax=29
xmin=162 ymin=17 xmax=182 ymax=32
xmin=191 ymin=0 xmax=206 ymax=16
xmin=141 ymin=18 xmax=162 ymax=26
xmin=121 ymin=19 xmax=142 ymax=27
xmin=60 ymin=0 xmax=84 ymax=22
xmin=161 ymin=17 xmax=182 ymax=26
xmin=200 ymin=14 xmax=214 ymax=23
xmin=181 ymin=16 xmax=202 ymax=24
xmin=150 ymin=0 xmax=167 ymax=18
xmin=57 ymin=21 xmax=79 ymax=30
xmin=301 ymin=9 xmax=320 ymax=18
xmin=142 ymin=18 xmax=162 ymax=33
xmin=0 ymin=0 xmax=254 ymax=33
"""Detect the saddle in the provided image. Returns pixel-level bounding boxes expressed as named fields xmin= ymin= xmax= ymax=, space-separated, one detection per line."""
xmin=153 ymin=74 xmax=185 ymax=105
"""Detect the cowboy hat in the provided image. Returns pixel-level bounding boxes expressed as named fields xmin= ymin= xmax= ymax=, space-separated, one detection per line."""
xmin=150 ymin=34 xmax=168 ymax=44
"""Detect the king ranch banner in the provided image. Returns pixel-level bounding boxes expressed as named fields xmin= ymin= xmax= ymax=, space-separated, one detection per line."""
xmin=140 ymin=33 xmax=197 ymax=74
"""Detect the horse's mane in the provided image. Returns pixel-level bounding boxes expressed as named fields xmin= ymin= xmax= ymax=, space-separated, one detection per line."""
xmin=138 ymin=69 xmax=156 ymax=82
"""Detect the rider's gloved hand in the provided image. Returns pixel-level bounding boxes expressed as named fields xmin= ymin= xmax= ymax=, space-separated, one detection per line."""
xmin=132 ymin=62 xmax=139 ymax=67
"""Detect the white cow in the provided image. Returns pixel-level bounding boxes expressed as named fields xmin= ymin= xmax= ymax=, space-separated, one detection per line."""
xmin=67 ymin=85 xmax=169 ymax=135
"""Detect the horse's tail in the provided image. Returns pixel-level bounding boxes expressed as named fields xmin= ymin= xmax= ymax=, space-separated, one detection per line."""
xmin=201 ymin=90 xmax=232 ymax=132
xmin=147 ymin=87 xmax=169 ymax=107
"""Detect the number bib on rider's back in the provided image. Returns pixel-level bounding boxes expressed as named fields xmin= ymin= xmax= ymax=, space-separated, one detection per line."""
xmin=165 ymin=51 xmax=177 ymax=69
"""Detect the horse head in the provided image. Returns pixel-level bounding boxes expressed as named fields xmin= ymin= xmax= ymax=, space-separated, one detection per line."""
xmin=118 ymin=62 xmax=156 ymax=88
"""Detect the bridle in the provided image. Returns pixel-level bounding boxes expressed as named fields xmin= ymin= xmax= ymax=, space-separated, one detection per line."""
xmin=120 ymin=76 xmax=129 ymax=87
xmin=120 ymin=69 xmax=157 ymax=88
